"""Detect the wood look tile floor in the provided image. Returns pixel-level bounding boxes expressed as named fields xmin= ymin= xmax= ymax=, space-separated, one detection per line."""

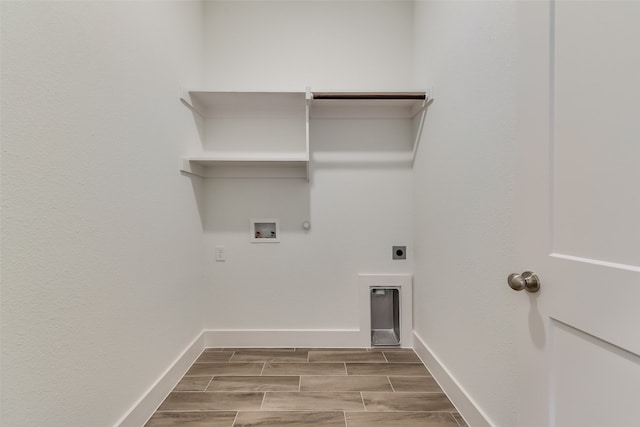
xmin=146 ymin=348 xmax=469 ymax=427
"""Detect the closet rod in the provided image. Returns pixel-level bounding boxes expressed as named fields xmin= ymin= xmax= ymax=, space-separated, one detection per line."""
xmin=312 ymin=92 xmax=426 ymax=100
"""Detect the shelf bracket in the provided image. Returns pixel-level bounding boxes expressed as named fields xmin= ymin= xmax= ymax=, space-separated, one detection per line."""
xmin=411 ymin=97 xmax=434 ymax=165
xmin=179 ymin=88 xmax=205 ymax=118
xmin=180 ymin=158 xmax=206 ymax=177
xmin=305 ymin=87 xmax=312 ymax=182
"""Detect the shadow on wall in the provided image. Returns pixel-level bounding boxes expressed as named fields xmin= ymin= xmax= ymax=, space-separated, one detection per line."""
xmin=310 ymin=117 xmax=415 ymax=169
xmin=177 ymin=170 xmax=204 ymax=228
xmin=201 ymin=178 xmax=311 ymax=234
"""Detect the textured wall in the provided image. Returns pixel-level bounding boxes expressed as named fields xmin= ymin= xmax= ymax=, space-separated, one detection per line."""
xmin=412 ymin=1 xmax=518 ymax=426
xmin=203 ymin=165 xmax=414 ymax=330
xmin=1 ymin=1 xmax=523 ymax=425
xmin=203 ymin=0 xmax=414 ymax=91
xmin=200 ymin=1 xmax=416 ymax=331
xmin=1 ymin=2 xmax=205 ymax=426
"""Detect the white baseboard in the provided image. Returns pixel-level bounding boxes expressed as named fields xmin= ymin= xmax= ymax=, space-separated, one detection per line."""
xmin=116 ymin=332 xmax=205 ymax=427
xmin=115 ymin=328 xmax=375 ymax=426
xmin=203 ymin=329 xmax=364 ymax=348
xmin=118 ymin=311 xmax=422 ymax=425
xmin=413 ymin=331 xmax=494 ymax=427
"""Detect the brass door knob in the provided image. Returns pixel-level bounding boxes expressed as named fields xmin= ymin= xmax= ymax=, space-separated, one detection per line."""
xmin=508 ymin=271 xmax=540 ymax=293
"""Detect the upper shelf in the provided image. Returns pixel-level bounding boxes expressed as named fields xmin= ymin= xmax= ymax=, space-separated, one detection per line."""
xmin=179 ymin=89 xmax=431 ymax=179
xmin=309 ymin=91 xmax=428 ymax=119
xmin=181 ymin=89 xmax=429 ymax=119
xmin=181 ymin=91 xmax=307 ymax=118
xmin=313 ymin=92 xmax=426 ymax=99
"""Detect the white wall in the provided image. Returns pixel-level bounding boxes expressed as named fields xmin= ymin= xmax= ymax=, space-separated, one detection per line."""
xmin=203 ymin=0 xmax=414 ymax=91
xmin=1 ymin=2 xmax=205 ymax=426
xmin=1 ymin=1 xmax=522 ymax=425
xmin=200 ymin=1 xmax=416 ymax=334
xmin=412 ymin=1 xmax=518 ymax=426
xmin=203 ymin=162 xmax=414 ymax=331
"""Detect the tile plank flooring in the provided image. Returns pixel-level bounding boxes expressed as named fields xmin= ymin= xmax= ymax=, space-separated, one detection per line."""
xmin=146 ymin=348 xmax=469 ymax=427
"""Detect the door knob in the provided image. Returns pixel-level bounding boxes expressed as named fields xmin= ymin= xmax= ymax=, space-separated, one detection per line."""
xmin=508 ymin=271 xmax=540 ymax=293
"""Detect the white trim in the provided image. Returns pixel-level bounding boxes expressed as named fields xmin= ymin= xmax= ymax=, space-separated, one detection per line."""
xmin=203 ymin=329 xmax=362 ymax=348
xmin=116 ymin=332 xmax=205 ymax=427
xmin=413 ymin=331 xmax=494 ymax=427
xmin=358 ymin=274 xmax=413 ymax=348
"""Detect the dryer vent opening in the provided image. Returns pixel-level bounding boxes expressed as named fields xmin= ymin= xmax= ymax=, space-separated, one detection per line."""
xmin=370 ymin=288 xmax=400 ymax=346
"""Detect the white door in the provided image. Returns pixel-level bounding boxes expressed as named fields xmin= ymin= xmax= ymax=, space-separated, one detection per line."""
xmin=515 ymin=1 xmax=640 ymax=426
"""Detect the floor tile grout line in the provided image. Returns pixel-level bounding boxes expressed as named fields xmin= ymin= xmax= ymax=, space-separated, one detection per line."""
xmin=387 ymin=376 xmax=395 ymax=392
xmin=448 ymin=411 xmax=459 ymax=426
xmin=452 ymin=411 xmax=469 ymax=427
xmin=204 ymin=375 xmax=216 ymax=392
xmin=164 ymin=390 xmax=450 ymax=395
xmin=231 ymin=411 xmax=239 ymax=427
xmin=259 ymin=362 xmax=265 ymax=376
xmin=344 ymin=411 xmax=349 ymax=427
xmin=259 ymin=392 xmax=266 ymax=410
xmin=360 ymin=391 xmax=366 ymax=412
xmin=155 ymin=409 xmax=457 ymax=414
xmin=382 ymin=351 xmax=389 ymax=363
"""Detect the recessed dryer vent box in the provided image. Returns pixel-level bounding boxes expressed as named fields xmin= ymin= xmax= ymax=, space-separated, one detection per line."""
xmin=371 ymin=288 xmax=400 ymax=346
xmin=250 ymin=219 xmax=280 ymax=243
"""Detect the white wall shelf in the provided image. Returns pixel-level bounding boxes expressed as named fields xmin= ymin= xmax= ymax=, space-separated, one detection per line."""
xmin=309 ymin=92 xmax=427 ymax=119
xmin=179 ymin=89 xmax=431 ymax=179
xmin=181 ymin=154 xmax=308 ymax=179
xmin=308 ymin=91 xmax=430 ymax=166
xmin=180 ymin=89 xmax=310 ymax=180
xmin=182 ymin=91 xmax=307 ymax=119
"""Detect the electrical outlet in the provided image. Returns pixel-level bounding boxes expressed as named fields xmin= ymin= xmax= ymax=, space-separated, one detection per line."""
xmin=215 ymin=246 xmax=225 ymax=262
xmin=392 ymin=246 xmax=406 ymax=260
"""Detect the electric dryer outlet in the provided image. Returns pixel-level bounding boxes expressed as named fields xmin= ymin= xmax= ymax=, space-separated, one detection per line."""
xmin=392 ymin=246 xmax=406 ymax=260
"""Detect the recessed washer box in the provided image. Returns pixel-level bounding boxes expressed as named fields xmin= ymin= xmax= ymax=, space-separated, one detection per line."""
xmin=250 ymin=219 xmax=280 ymax=243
